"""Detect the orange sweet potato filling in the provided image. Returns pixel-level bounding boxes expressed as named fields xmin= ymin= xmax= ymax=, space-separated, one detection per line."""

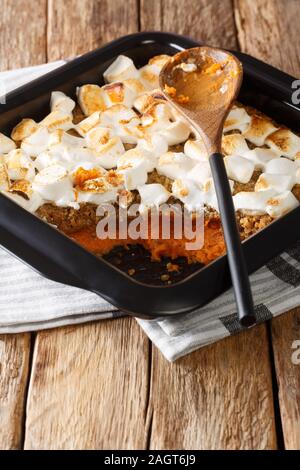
xmin=70 ymin=216 xmax=225 ymax=265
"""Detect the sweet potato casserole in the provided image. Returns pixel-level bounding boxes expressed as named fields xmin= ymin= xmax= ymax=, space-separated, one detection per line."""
xmin=1 ymin=54 xmax=300 ymax=274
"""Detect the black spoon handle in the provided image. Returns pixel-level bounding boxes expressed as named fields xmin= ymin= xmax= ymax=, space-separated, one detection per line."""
xmin=209 ymin=152 xmax=256 ymax=327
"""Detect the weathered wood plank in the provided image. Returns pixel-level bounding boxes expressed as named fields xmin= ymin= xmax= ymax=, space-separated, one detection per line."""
xmin=140 ymin=0 xmax=237 ymax=49
xmin=47 ymin=0 xmax=139 ymax=60
xmin=235 ymin=0 xmax=300 ymax=450
xmin=0 ymin=0 xmax=47 ymax=70
xmin=24 ymin=319 xmax=150 ymax=449
xmin=140 ymin=0 xmax=277 ymax=450
xmin=0 ymin=0 xmax=47 ymax=450
xmin=149 ymin=326 xmax=277 ymax=450
xmin=24 ymin=0 xmax=150 ymax=450
xmin=0 ymin=334 xmax=31 ymax=449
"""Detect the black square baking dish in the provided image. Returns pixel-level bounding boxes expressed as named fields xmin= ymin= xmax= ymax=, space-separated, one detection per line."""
xmin=0 ymin=31 xmax=300 ymax=319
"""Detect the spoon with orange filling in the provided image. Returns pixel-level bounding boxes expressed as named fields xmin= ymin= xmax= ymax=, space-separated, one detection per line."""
xmin=160 ymin=47 xmax=255 ymax=327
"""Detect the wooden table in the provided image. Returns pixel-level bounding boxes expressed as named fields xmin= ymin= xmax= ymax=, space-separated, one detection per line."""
xmin=0 ymin=0 xmax=299 ymax=450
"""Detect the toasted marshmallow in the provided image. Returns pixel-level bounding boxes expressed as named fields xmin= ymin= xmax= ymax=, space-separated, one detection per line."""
xmin=243 ymin=114 xmax=278 ymax=146
xmin=103 ymin=55 xmax=139 ymax=83
xmin=0 ymin=162 xmax=10 ymax=190
xmin=139 ymin=64 xmax=161 ymax=90
xmin=224 ymin=155 xmax=255 ymax=184
xmin=233 ymin=190 xmax=276 ymax=215
xmin=48 ymin=129 xmax=85 ymax=148
xmin=133 ymin=89 xmax=165 ymax=114
xmin=265 ymin=157 xmax=296 ymax=176
xmin=224 ymin=106 xmax=251 ymax=133
xmin=265 ymin=191 xmax=299 ymax=218
xmin=85 ymin=127 xmax=113 ymax=151
xmin=21 ymin=127 xmax=50 ymax=157
xmin=0 ymin=133 xmax=16 ymax=154
xmin=32 ymin=165 xmax=75 ymax=207
xmin=184 ymin=139 xmax=208 ymax=162
xmin=5 ymin=149 xmax=35 ymax=181
xmin=102 ymin=81 xmax=138 ymax=109
xmin=266 ymin=129 xmax=300 ymax=159
xmin=11 ymin=118 xmax=38 ymax=142
xmin=222 ymin=134 xmax=249 ymax=156
xmin=242 ymin=148 xmax=278 ymax=170
xmin=141 ymin=102 xmax=173 ymax=134
xmin=94 ymin=136 xmax=125 ymax=169
xmin=148 ymin=55 xmax=171 ymax=68
xmin=172 ymin=179 xmax=204 ymax=212
xmin=255 ymin=173 xmax=294 ymax=193
xmin=138 ymin=183 xmax=170 ymax=213
xmin=157 ymin=152 xmax=195 ymax=180
xmin=9 ymin=179 xmax=33 ymax=198
xmin=76 ymin=176 xmax=120 ymax=205
xmin=187 ymin=162 xmax=212 ymax=186
xmin=77 ymin=84 xmax=106 ymax=116
xmin=117 ymin=149 xmax=149 ymax=190
xmin=3 ymin=190 xmax=43 ymax=213
xmin=136 ymin=134 xmax=168 ymax=159
xmin=100 ymin=105 xmax=142 ymax=144
xmin=75 ymin=112 xmax=101 ymax=137
xmin=40 ymin=110 xmax=73 ymax=132
xmin=159 ymin=120 xmax=191 ymax=146
xmin=50 ymin=91 xmax=75 ymax=114
xmin=71 ymin=165 xmax=106 ymax=187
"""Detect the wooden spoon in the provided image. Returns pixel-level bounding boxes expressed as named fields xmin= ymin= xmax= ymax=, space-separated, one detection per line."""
xmin=159 ymin=47 xmax=255 ymax=327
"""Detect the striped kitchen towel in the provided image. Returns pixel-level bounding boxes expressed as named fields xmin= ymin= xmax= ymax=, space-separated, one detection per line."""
xmin=0 ymin=61 xmax=299 ymax=362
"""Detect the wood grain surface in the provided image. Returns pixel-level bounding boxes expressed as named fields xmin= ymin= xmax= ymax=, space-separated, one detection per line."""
xmin=235 ymin=0 xmax=300 ymax=449
xmin=0 ymin=0 xmax=299 ymax=450
xmin=0 ymin=334 xmax=31 ymax=449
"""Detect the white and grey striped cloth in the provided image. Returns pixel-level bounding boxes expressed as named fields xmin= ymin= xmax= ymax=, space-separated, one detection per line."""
xmin=0 ymin=62 xmax=299 ymax=362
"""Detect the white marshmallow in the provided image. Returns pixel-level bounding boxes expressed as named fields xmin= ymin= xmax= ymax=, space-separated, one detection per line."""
xmin=159 ymin=119 xmax=191 ymax=146
xmin=224 ymin=155 xmax=255 ymax=184
xmin=77 ymin=84 xmax=106 ymax=116
xmin=172 ymin=179 xmax=204 ymax=212
xmin=11 ymin=119 xmax=38 ymax=141
xmin=139 ymin=64 xmax=161 ymax=90
xmin=5 ymin=149 xmax=35 ymax=181
xmin=40 ymin=110 xmax=73 ymax=132
xmin=243 ymin=114 xmax=278 ymax=146
xmin=157 ymin=152 xmax=195 ymax=180
xmin=266 ymin=129 xmax=300 ymax=159
xmin=50 ymin=91 xmax=75 ymax=115
xmin=266 ymin=191 xmax=299 ymax=218
xmin=202 ymin=178 xmax=234 ymax=212
xmin=0 ymin=133 xmax=16 ymax=154
xmin=136 ymin=134 xmax=168 ymax=159
xmin=233 ymin=190 xmax=276 ymax=215
xmin=76 ymin=112 xmax=101 ymax=137
xmin=21 ymin=127 xmax=50 ymax=157
xmin=255 ymin=173 xmax=294 ymax=193
xmin=32 ymin=165 xmax=75 ymax=207
xmin=187 ymin=162 xmax=212 ymax=186
xmin=117 ymin=149 xmax=149 ymax=190
xmin=48 ymin=129 xmax=85 ymax=148
xmin=103 ymin=55 xmax=139 ymax=83
xmin=85 ymin=127 xmax=114 ymax=152
xmin=184 ymin=139 xmax=208 ymax=162
xmin=222 ymin=133 xmax=249 ymax=156
xmin=224 ymin=106 xmax=251 ymax=133
xmin=265 ymin=157 xmax=296 ymax=176
xmin=100 ymin=105 xmax=142 ymax=144
xmin=138 ymin=183 xmax=170 ymax=213
xmin=94 ymin=136 xmax=125 ymax=169
xmin=242 ymin=148 xmax=278 ymax=170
